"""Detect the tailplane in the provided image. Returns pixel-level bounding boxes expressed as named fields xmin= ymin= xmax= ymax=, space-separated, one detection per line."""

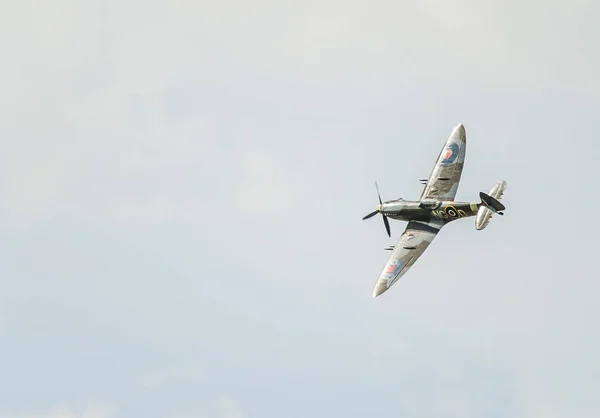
xmin=475 ymin=181 xmax=507 ymax=230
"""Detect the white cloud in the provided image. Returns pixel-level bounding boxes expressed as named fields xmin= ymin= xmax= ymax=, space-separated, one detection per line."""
xmin=166 ymin=405 xmax=210 ymax=418
xmin=137 ymin=366 xmax=204 ymax=388
xmin=0 ymin=0 xmax=220 ymax=228
xmin=106 ymin=197 xmax=208 ymax=225
xmin=166 ymin=397 xmax=244 ymax=418
xmin=216 ymin=397 xmax=244 ymax=418
xmin=236 ymin=151 xmax=291 ymax=213
xmin=1 ymin=403 xmax=116 ymax=418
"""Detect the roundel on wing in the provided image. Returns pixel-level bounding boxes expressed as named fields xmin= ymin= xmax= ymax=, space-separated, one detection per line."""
xmin=441 ymin=143 xmax=460 ymax=164
xmin=382 ymin=259 xmax=403 ymax=280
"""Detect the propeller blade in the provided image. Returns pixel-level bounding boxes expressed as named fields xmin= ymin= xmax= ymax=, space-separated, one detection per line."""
xmin=383 ymin=214 xmax=391 ymax=237
xmin=362 ymin=210 xmax=379 ymax=220
xmin=363 ymin=181 xmax=391 ymax=237
xmin=375 ymin=181 xmax=383 ymax=204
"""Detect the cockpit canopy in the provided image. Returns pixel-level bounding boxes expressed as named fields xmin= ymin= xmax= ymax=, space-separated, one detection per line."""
xmin=418 ymin=199 xmax=441 ymax=210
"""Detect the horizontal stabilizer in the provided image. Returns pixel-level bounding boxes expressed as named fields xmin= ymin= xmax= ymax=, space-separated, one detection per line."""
xmin=479 ymin=192 xmax=506 ymax=212
xmin=476 ymin=181 xmax=507 ymax=230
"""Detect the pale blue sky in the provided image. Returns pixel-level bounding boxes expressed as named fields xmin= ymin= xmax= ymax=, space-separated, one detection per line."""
xmin=1 ymin=1 xmax=599 ymax=417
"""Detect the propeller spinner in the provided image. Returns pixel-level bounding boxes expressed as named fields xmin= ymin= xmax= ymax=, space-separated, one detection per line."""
xmin=362 ymin=181 xmax=391 ymax=237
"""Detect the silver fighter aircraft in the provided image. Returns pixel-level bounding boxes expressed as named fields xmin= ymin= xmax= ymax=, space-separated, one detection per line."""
xmin=363 ymin=123 xmax=507 ymax=297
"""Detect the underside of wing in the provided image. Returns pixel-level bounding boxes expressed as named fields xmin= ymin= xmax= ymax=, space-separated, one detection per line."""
xmin=373 ymin=220 xmax=442 ymax=297
xmin=420 ymin=124 xmax=467 ymax=201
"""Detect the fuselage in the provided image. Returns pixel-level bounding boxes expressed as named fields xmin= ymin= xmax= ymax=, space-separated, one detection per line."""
xmin=380 ymin=199 xmax=481 ymax=224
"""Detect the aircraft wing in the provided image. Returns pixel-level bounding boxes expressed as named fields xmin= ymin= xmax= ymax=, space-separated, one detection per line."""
xmin=419 ymin=124 xmax=467 ymax=201
xmin=372 ymin=219 xmax=443 ymax=297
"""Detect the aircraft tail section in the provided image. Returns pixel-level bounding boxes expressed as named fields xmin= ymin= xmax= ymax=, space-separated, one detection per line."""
xmin=475 ymin=180 xmax=507 ymax=230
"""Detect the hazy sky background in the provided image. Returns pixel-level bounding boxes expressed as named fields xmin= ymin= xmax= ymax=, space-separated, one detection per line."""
xmin=1 ymin=1 xmax=599 ymax=417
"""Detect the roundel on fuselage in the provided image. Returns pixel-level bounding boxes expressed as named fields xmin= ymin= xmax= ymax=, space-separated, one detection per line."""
xmin=441 ymin=142 xmax=459 ymax=165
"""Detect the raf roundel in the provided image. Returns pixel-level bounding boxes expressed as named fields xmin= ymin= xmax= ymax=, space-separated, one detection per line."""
xmin=382 ymin=259 xmax=403 ymax=281
xmin=441 ymin=143 xmax=459 ymax=164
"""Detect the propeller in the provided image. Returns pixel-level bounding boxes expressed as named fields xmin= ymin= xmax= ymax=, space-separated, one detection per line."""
xmin=362 ymin=181 xmax=391 ymax=237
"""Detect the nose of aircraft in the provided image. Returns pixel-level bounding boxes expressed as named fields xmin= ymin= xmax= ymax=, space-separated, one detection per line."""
xmin=372 ymin=280 xmax=388 ymax=297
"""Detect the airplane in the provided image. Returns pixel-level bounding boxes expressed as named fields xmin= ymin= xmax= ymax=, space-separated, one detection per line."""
xmin=362 ymin=123 xmax=507 ymax=298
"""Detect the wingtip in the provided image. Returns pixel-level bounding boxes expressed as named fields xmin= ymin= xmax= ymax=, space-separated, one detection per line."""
xmin=372 ymin=281 xmax=388 ymax=297
xmin=450 ymin=123 xmax=466 ymax=140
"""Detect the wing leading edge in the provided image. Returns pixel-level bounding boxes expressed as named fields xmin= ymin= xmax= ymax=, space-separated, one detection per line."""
xmin=420 ymin=124 xmax=467 ymax=201
xmin=372 ymin=220 xmax=442 ymax=297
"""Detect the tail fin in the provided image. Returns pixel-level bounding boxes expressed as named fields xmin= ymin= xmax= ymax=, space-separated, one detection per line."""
xmin=475 ymin=180 xmax=507 ymax=230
